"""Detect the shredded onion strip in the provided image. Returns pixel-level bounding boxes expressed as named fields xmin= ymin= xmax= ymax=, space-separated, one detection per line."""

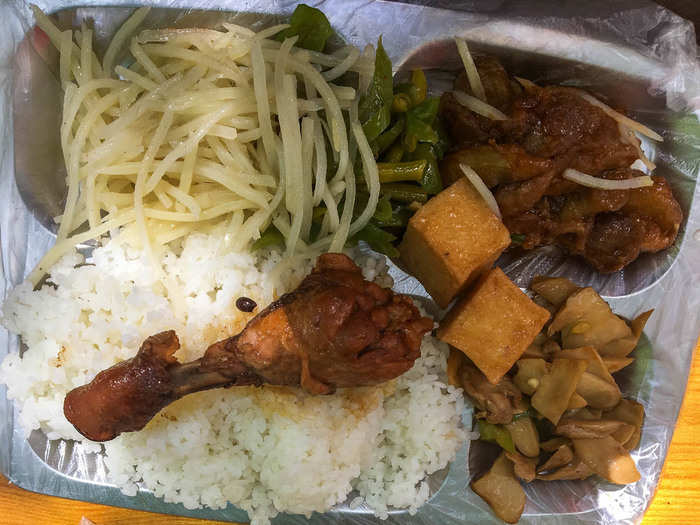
xmin=459 ymin=164 xmax=502 ymax=219
xmin=453 ymin=90 xmax=508 ymax=121
xmin=562 ymin=168 xmax=653 ymax=190
xmin=455 ymin=37 xmax=486 ymax=102
xmin=30 ymin=7 xmax=379 ymax=286
xmin=569 ymin=88 xmax=663 ymax=142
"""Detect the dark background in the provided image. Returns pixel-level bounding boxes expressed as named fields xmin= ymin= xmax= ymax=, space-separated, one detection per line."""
xmin=656 ymin=0 xmax=700 ymax=44
xmin=658 ymin=0 xmax=700 ymax=41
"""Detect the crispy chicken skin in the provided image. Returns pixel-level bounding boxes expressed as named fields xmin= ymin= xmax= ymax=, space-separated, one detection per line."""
xmin=64 ymin=253 xmax=433 ymax=441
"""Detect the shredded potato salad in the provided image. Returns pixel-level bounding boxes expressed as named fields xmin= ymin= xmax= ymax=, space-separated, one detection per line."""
xmin=30 ymin=6 xmax=380 ymax=285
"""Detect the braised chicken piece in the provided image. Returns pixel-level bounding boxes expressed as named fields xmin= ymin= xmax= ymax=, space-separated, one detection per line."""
xmin=64 ymin=253 xmax=433 ymax=441
xmin=439 ymin=60 xmax=682 ymax=273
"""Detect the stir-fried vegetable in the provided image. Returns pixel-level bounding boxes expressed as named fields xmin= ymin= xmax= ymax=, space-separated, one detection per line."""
xmin=478 ymin=420 xmax=516 ymax=453
xmin=471 ymin=453 xmax=526 ymax=524
xmin=359 ymin=37 xmax=393 ymax=143
xmin=452 ymin=276 xmax=650 ymax=523
xmin=351 ymin=45 xmax=448 ymax=256
xmin=274 ymin=4 xmax=334 ymax=52
xmin=377 ymin=160 xmax=427 ymax=183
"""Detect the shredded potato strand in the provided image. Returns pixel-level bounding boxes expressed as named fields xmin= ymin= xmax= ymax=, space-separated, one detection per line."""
xmin=30 ymin=8 xmax=379 ymax=286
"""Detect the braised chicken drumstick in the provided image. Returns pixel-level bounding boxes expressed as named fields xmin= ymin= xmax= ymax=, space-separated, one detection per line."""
xmin=64 ymin=254 xmax=433 ymax=441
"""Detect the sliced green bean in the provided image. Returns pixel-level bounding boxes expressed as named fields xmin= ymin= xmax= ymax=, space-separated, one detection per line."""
xmin=377 ymin=160 xmax=427 ymax=183
xmin=380 ymin=183 xmax=429 ymax=203
xmin=372 ymin=117 xmax=405 ymax=157
xmin=407 ymin=143 xmax=442 ymax=194
xmin=383 ymin=141 xmax=405 ymax=163
xmin=411 ymin=69 xmax=427 ymax=105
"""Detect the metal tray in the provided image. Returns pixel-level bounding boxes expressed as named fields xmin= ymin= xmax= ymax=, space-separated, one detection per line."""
xmin=2 ymin=1 xmax=700 ymax=524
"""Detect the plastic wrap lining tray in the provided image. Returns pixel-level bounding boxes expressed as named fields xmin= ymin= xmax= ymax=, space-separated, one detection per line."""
xmin=1 ymin=1 xmax=700 ymax=524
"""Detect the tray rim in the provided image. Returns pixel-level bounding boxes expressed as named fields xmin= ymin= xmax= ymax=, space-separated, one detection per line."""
xmin=3 ymin=1 xmax=700 ymax=524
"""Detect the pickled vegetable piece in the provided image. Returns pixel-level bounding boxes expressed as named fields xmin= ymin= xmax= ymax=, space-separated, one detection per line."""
xmin=531 ymin=358 xmax=588 ymax=425
xmin=513 ymin=358 xmax=549 ymax=396
xmin=576 ymin=371 xmax=621 ymax=409
xmin=599 ymin=310 xmax=653 ymax=357
xmin=555 ymin=419 xmax=632 ymax=439
xmin=437 ymin=268 xmax=550 ymax=383
xmin=530 ymin=276 xmax=580 ymax=308
xmin=567 ymin=393 xmax=588 ymax=410
xmin=559 ymin=347 xmax=617 ymax=385
xmin=572 ymin=436 xmax=641 ymax=484
xmin=611 ymin=423 xmax=636 ymax=445
xmin=471 ymin=453 xmax=526 ymax=524
xmin=536 ymin=456 xmax=594 ymax=481
xmin=400 ymin=178 xmax=510 ymax=308
xmin=605 ymin=399 xmax=645 ymax=450
xmin=540 ymin=437 xmax=569 ymax=452
xmin=548 ymin=287 xmax=632 ymax=348
xmin=505 ymin=451 xmax=538 ymax=482
xmin=603 ymin=356 xmax=635 ymax=373
xmin=506 ymin=416 xmax=540 ymax=457
xmin=537 ymin=444 xmax=574 ymax=473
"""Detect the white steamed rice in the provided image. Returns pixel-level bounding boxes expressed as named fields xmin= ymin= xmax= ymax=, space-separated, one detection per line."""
xmin=0 ymin=226 xmax=464 ymax=524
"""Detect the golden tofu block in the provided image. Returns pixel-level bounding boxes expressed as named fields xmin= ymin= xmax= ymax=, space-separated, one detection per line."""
xmin=437 ymin=268 xmax=550 ymax=384
xmin=399 ymin=178 xmax=510 ymax=308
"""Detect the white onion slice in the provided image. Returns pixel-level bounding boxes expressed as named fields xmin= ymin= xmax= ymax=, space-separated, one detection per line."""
xmin=630 ymin=159 xmax=648 ymax=172
xmin=618 ymin=123 xmax=656 ymax=171
xmin=562 ymin=168 xmax=653 ymax=190
xmin=454 ymin=37 xmax=486 ymax=102
xmin=459 ymin=163 xmax=502 ymax=218
xmin=453 ymin=90 xmax=508 ymax=121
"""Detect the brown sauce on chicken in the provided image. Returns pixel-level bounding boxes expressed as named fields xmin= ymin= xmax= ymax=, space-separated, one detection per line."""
xmin=64 ymin=254 xmax=433 ymax=441
xmin=439 ymin=58 xmax=682 ymax=273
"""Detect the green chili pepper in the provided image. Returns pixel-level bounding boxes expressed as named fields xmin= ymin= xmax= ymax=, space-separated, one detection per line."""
xmin=372 ymin=204 xmax=412 ymax=228
xmin=410 ymin=69 xmax=427 ymax=105
xmin=350 ymin=223 xmax=399 ymax=258
xmin=477 ymin=420 xmax=516 ymax=453
xmin=407 ymin=143 xmax=442 ymax=194
xmin=274 ymin=4 xmax=333 ymax=52
xmin=371 ymin=116 xmax=405 ymax=158
xmin=391 ymin=93 xmax=412 ymax=113
xmin=377 ymin=160 xmax=427 ymax=183
xmin=395 ymin=82 xmax=420 ymax=107
xmin=404 ymin=97 xmax=440 ymax=149
xmin=252 ymin=226 xmax=284 ymax=251
xmin=358 ymin=37 xmax=393 ymax=143
xmin=380 ymin=183 xmax=429 ymax=203
xmin=372 ymin=195 xmax=393 ymax=222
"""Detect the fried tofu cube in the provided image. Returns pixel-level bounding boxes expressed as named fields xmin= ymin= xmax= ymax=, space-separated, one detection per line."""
xmin=399 ymin=177 xmax=510 ymax=308
xmin=437 ymin=268 xmax=550 ymax=384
